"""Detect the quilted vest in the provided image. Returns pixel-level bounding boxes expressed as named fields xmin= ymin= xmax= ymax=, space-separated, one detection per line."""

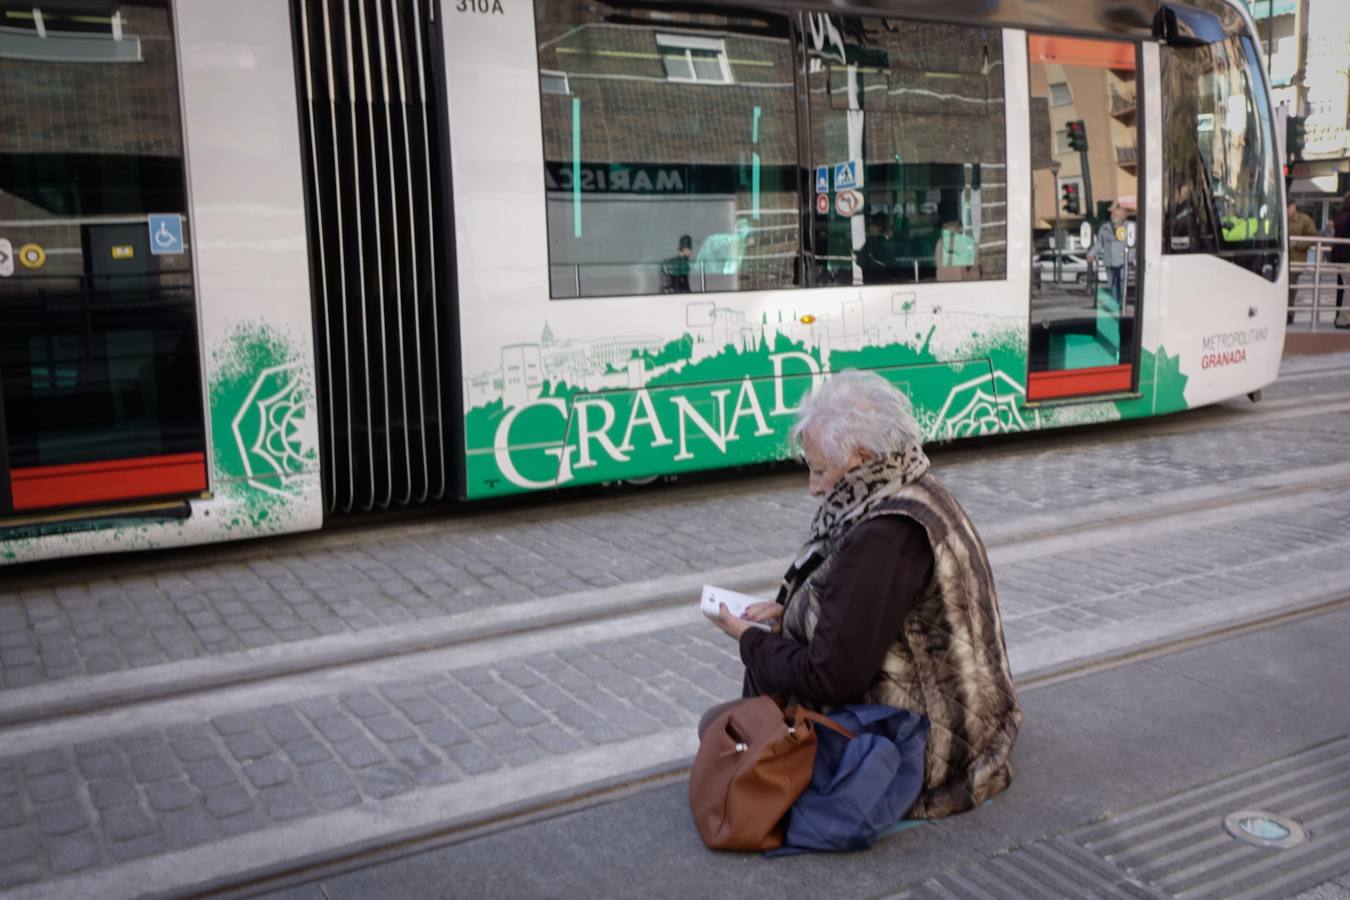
xmin=782 ymin=472 xmax=1022 ymax=819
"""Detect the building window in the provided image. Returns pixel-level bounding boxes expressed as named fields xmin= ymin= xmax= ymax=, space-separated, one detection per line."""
xmin=1049 ymin=81 xmax=1072 ymax=106
xmin=540 ymin=70 xmax=569 ymax=95
xmin=656 ymin=33 xmax=732 ymax=84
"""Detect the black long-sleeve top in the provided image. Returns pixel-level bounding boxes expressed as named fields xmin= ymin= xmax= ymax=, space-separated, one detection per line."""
xmin=738 ymin=516 xmax=934 ymax=707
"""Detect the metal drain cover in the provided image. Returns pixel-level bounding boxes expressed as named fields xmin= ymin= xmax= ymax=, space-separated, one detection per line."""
xmin=1223 ymin=810 xmax=1308 ymax=849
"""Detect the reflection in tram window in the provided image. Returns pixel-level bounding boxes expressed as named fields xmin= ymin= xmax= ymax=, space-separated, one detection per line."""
xmin=0 ymin=1 xmax=206 ymax=514
xmin=804 ymin=17 xmax=1006 ymax=286
xmin=1162 ymin=34 xmax=1282 ymax=276
xmin=535 ymin=4 xmax=798 ymax=298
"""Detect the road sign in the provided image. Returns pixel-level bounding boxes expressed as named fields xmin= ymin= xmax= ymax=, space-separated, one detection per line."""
xmin=1125 ymin=221 xmax=1137 ymax=248
xmin=0 ymin=238 xmax=11 ymax=277
xmin=835 ymin=189 xmax=863 ymax=218
xmin=834 ymin=160 xmax=862 ymax=191
xmin=815 ymin=193 xmax=830 ymax=215
xmin=815 ymin=166 xmax=829 ymax=193
xmin=1080 ymin=221 xmax=1092 ymax=248
xmin=149 ymin=214 xmax=184 ymax=255
xmin=18 ymin=243 xmax=45 ymax=269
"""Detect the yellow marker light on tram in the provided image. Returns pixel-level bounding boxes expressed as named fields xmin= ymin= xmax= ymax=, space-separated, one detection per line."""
xmin=800 ymin=314 xmax=816 ymax=324
xmin=111 ymin=245 xmax=135 ymax=260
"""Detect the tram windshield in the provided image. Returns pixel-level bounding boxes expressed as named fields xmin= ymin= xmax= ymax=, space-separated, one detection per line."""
xmin=1162 ymin=32 xmax=1282 ymax=264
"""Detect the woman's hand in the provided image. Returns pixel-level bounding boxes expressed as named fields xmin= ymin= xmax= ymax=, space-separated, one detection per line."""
xmin=742 ymin=602 xmax=783 ymax=627
xmin=714 ymin=602 xmax=781 ymax=640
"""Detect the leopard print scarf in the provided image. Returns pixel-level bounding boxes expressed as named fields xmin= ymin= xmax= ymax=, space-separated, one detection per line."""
xmin=775 ymin=443 xmax=930 ymax=609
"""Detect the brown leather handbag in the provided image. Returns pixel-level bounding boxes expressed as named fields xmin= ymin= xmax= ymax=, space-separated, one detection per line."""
xmin=688 ymin=695 xmax=853 ymax=851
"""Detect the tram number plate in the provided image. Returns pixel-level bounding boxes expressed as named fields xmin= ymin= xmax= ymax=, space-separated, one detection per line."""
xmin=456 ymin=0 xmax=504 ymax=12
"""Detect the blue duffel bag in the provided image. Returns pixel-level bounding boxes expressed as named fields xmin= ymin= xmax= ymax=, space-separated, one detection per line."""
xmin=777 ymin=704 xmax=929 ymax=853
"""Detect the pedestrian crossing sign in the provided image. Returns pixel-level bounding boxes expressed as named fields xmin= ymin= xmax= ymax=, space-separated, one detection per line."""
xmin=815 ymin=166 xmax=829 ymax=193
xmin=834 ymin=160 xmax=862 ymax=191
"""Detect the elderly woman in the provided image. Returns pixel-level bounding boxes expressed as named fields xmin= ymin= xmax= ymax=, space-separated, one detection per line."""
xmin=708 ymin=370 xmax=1021 ymax=819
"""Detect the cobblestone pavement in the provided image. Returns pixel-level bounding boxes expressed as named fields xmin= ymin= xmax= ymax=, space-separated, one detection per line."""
xmin=2 ymin=415 xmax=1350 ymax=891
xmin=2 ymin=357 xmax=1350 ymax=691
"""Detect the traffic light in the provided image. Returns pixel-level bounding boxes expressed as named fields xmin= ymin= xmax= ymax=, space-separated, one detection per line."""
xmin=1066 ymin=120 xmax=1088 ymax=152
xmin=1061 ymin=183 xmax=1081 ymax=215
xmin=1286 ymin=115 xmax=1307 ymax=161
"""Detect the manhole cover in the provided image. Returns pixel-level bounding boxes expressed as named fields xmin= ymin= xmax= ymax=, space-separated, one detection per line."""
xmin=1223 ymin=810 xmax=1307 ymax=849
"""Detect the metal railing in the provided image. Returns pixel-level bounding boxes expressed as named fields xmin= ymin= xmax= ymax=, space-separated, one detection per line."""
xmin=1288 ymin=236 xmax=1350 ymax=331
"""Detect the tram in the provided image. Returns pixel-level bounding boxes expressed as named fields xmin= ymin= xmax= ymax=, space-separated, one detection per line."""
xmin=0 ymin=0 xmax=1285 ymax=562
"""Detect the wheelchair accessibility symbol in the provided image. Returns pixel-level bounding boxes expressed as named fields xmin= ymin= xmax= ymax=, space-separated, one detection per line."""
xmin=148 ymin=214 xmax=184 ymax=255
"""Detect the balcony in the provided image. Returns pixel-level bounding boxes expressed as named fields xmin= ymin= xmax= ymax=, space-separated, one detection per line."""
xmin=1116 ymin=145 xmax=1138 ymax=170
xmin=1109 ymin=88 xmax=1136 ymax=121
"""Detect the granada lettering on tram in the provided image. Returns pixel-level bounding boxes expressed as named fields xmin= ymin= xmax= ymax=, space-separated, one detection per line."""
xmin=492 ymin=351 xmax=825 ymax=490
xmin=1201 ymin=348 xmax=1247 ymax=370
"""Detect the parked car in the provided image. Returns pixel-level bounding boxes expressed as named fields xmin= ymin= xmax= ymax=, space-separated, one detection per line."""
xmin=1034 ymin=252 xmax=1106 ymax=285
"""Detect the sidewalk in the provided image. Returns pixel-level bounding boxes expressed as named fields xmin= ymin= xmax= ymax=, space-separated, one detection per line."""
xmin=260 ymin=604 xmax=1350 ymax=900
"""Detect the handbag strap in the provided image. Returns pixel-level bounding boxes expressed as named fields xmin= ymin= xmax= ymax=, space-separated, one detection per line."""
xmin=795 ymin=708 xmax=856 ymax=741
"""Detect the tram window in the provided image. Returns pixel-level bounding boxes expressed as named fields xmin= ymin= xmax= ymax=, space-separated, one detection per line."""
xmin=805 ymin=18 xmax=1006 ymax=286
xmin=535 ymin=3 xmax=799 ymax=298
xmin=1162 ymin=35 xmax=1282 ymax=266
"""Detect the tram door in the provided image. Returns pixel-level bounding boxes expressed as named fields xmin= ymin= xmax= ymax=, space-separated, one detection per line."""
xmin=1026 ymin=35 xmax=1141 ymax=401
xmin=0 ymin=2 xmax=208 ymax=520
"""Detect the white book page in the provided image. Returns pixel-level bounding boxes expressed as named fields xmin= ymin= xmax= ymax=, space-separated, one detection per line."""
xmin=700 ymin=585 xmax=771 ymax=630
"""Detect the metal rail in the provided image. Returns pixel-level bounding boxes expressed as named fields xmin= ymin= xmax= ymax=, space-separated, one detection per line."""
xmin=1288 ymin=235 xmax=1350 ymax=331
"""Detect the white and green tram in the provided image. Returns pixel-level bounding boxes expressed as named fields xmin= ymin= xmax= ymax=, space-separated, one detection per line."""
xmin=0 ymin=0 xmax=1286 ymax=562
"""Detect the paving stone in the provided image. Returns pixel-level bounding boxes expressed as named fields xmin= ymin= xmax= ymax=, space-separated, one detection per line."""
xmin=211 ymin=713 xmax=256 ymax=736
xmin=444 ymin=743 xmax=502 ymax=776
xmin=300 ymin=761 xmax=355 ymax=797
xmin=391 ymin=697 xmax=442 ymax=725
xmin=107 ymin=832 xmax=165 ymax=862
xmin=386 ymin=739 xmax=442 ymax=770
xmin=364 ymin=714 xmax=416 ymax=743
xmin=36 ymin=797 xmax=89 ymax=836
xmin=161 ymin=804 xmax=220 ymax=849
xmin=47 ymin=830 xmax=100 ymax=874
xmin=146 ymin=779 xmax=196 ymax=813
xmin=225 ymin=732 xmax=273 ymax=763
xmin=0 ymin=824 xmax=38 ymax=863
xmin=258 ymin=783 xmax=315 ymax=821
xmin=0 ymin=859 xmax=41 ymax=888
xmin=243 ymin=756 xmax=293 ymax=790
xmin=340 ymin=691 xmax=389 ymax=719
xmin=204 ymin=785 xmax=254 ymax=818
xmin=89 ymin=777 xmax=140 ymax=810
xmin=311 ymin=714 xmax=362 ymax=744
xmin=219 ymin=810 xmax=266 ymax=837
xmin=22 ymin=749 xmax=67 ymax=777
xmin=258 ymin=707 xmax=313 ymax=745
xmin=334 ymin=735 xmax=385 ymax=769
xmin=171 ymin=735 xmax=220 ymax=763
xmin=0 ymin=795 xmax=22 ymax=829
xmin=186 ymin=758 xmax=237 ymax=790
xmin=355 ymin=764 xmax=414 ymax=800
xmin=423 ymin=719 xmax=470 ymax=748
xmin=284 ymin=739 xmax=333 ymax=767
xmin=76 ymin=752 xmax=126 ymax=781
xmin=130 ymin=749 xmax=180 ymax=784
xmin=99 ymin=803 xmax=156 ymax=841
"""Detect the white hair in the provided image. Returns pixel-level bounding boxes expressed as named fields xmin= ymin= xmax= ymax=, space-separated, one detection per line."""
xmin=789 ymin=369 xmax=923 ymax=466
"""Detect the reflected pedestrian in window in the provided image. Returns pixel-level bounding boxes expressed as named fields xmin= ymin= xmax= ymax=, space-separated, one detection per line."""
xmin=704 ymin=371 xmax=1021 ymax=820
xmin=696 ymin=219 xmax=751 ymax=276
xmin=1088 ymin=203 xmax=1130 ymax=308
xmin=660 ymin=234 xmax=693 ymax=294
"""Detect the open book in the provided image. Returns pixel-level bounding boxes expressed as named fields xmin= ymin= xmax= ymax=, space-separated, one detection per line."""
xmin=700 ymin=585 xmax=772 ymax=631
